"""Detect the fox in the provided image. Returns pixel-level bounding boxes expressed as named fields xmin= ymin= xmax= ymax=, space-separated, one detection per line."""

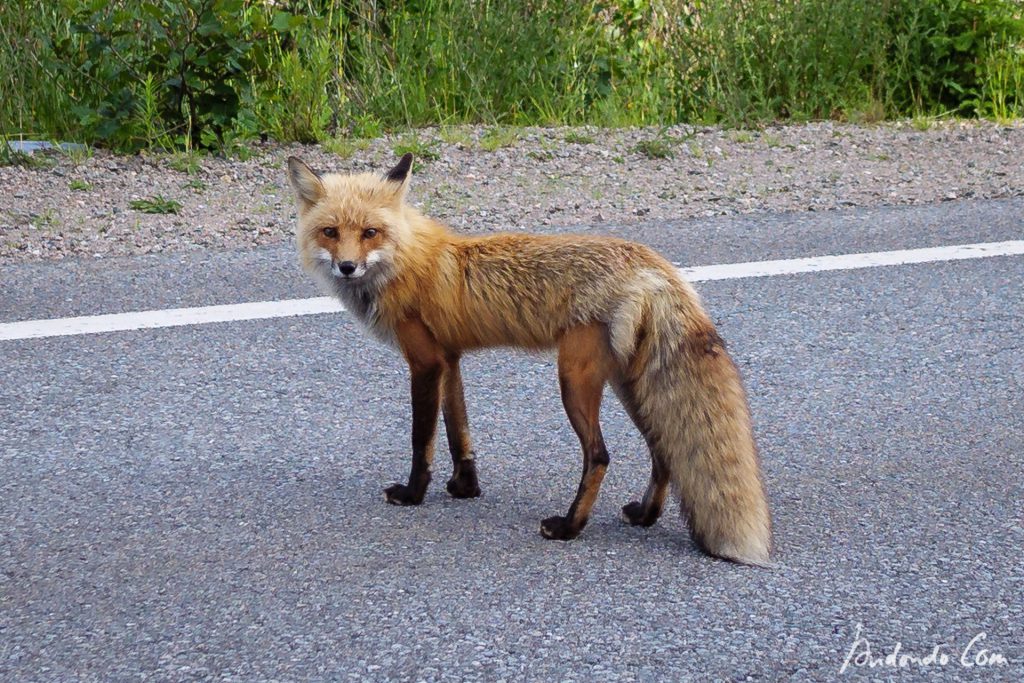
xmin=287 ymin=152 xmax=772 ymax=565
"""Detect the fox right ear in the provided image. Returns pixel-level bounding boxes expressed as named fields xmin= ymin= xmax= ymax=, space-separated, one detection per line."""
xmin=384 ymin=153 xmax=413 ymax=185
xmin=287 ymin=156 xmax=325 ymax=212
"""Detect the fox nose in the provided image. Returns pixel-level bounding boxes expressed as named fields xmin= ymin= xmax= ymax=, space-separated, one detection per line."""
xmin=338 ymin=261 xmax=357 ymax=276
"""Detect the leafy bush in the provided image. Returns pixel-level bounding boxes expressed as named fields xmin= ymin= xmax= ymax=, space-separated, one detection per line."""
xmin=1 ymin=0 xmax=1021 ymax=150
xmin=47 ymin=0 xmax=301 ymax=149
xmin=883 ymin=0 xmax=1024 ymax=117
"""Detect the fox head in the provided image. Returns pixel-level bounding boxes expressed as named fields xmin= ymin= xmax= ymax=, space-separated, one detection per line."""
xmin=288 ymin=153 xmax=414 ymax=292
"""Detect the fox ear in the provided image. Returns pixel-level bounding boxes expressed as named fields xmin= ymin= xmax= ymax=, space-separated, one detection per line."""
xmin=381 ymin=153 xmax=413 ymax=203
xmin=384 ymin=153 xmax=413 ymax=184
xmin=287 ymin=156 xmax=325 ymax=212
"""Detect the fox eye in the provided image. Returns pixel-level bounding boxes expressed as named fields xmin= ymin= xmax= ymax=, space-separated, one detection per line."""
xmin=322 ymin=227 xmax=338 ymax=238
xmin=362 ymin=228 xmax=378 ymax=239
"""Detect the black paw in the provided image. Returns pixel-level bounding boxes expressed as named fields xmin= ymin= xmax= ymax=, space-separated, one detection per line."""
xmin=384 ymin=483 xmax=424 ymax=506
xmin=620 ymin=501 xmax=658 ymax=527
xmin=446 ymin=469 xmax=481 ymax=499
xmin=540 ymin=515 xmax=580 ymax=540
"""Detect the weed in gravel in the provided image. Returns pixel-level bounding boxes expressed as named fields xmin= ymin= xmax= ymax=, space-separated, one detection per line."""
xmin=31 ymin=209 xmax=57 ymax=228
xmin=634 ymin=136 xmax=676 ymax=160
xmin=130 ymin=195 xmax=182 ymax=214
xmin=479 ymin=127 xmax=519 ymax=151
xmin=439 ymin=125 xmax=473 ymax=147
xmin=2 ymin=146 xmax=57 ymax=169
xmin=351 ymin=114 xmax=384 ymax=140
xmin=324 ymin=136 xmax=371 ymax=159
xmin=563 ymin=130 xmax=596 ymax=145
xmin=527 ymin=149 xmax=554 ymax=161
xmin=167 ymin=153 xmax=201 ymax=175
xmin=61 ymin=144 xmax=93 ymax=165
xmin=69 ymin=179 xmax=92 ymax=191
xmin=184 ymin=178 xmax=207 ymax=192
xmin=0 ymin=141 xmax=19 ymax=167
xmin=225 ymin=141 xmax=255 ymax=162
xmin=763 ymin=134 xmax=781 ymax=148
xmin=729 ymin=130 xmax=755 ymax=143
xmin=393 ymin=134 xmax=440 ymax=168
xmin=912 ymin=116 xmax=934 ymax=131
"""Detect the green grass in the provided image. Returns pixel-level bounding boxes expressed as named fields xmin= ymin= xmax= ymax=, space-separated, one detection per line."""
xmin=634 ymin=131 xmax=680 ymax=160
xmin=12 ymin=151 xmax=57 ymax=169
xmin=323 ymin=136 xmax=371 ymax=159
xmin=478 ymin=127 xmax=519 ymax=151
xmin=129 ymin=195 xmax=182 ymax=214
xmin=634 ymin=139 xmax=674 ymax=159
xmin=911 ymin=116 xmax=934 ymax=131
xmin=1 ymin=0 xmax=1022 ymax=152
xmin=1 ymin=145 xmax=32 ymax=168
xmin=564 ymin=131 xmax=596 ymax=145
xmin=60 ymin=144 xmax=93 ymax=165
xmin=31 ymin=209 xmax=57 ymax=228
xmin=392 ymin=134 xmax=440 ymax=168
xmin=439 ymin=125 xmax=474 ymax=147
xmin=167 ymin=153 xmax=201 ymax=175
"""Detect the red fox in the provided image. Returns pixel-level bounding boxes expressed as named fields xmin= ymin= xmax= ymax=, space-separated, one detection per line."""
xmin=288 ymin=153 xmax=772 ymax=565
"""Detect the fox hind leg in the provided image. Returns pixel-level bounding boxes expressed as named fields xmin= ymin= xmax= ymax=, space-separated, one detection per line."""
xmin=541 ymin=324 xmax=614 ymax=541
xmin=441 ymin=355 xmax=481 ymax=499
xmin=620 ymin=454 xmax=669 ymax=527
xmin=614 ymin=383 xmax=670 ymax=527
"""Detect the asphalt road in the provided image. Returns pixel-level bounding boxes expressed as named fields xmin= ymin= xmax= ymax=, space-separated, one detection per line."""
xmin=2 ymin=199 xmax=1022 ymax=681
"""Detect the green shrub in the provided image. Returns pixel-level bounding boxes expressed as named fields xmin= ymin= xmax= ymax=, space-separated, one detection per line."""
xmin=1 ymin=0 xmax=1021 ymax=149
xmin=882 ymin=0 xmax=1024 ymax=116
xmin=0 ymin=3 xmax=77 ymax=140
xmin=45 ymin=0 xmax=300 ymax=149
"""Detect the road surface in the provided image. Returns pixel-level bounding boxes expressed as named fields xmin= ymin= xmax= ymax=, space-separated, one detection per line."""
xmin=2 ymin=199 xmax=1022 ymax=681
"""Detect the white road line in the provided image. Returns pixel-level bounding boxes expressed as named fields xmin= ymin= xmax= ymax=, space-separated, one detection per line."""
xmin=2 ymin=240 xmax=1023 ymax=342
xmin=677 ymin=239 xmax=1024 ymax=281
xmin=0 ymin=298 xmax=344 ymax=341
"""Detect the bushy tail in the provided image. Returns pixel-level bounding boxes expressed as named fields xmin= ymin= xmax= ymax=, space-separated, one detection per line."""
xmin=614 ymin=277 xmax=772 ymax=565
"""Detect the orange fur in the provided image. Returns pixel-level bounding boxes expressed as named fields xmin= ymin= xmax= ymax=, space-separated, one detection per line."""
xmin=288 ymin=154 xmax=772 ymax=565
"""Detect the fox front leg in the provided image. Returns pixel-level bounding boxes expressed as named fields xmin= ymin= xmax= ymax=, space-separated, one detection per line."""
xmin=385 ymin=319 xmax=445 ymax=505
xmin=441 ymin=355 xmax=482 ymax=499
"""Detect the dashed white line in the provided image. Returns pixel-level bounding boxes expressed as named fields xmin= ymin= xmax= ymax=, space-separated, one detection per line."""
xmin=2 ymin=240 xmax=1023 ymax=341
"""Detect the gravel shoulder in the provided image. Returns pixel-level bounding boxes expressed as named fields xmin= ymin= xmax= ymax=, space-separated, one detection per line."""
xmin=1 ymin=120 xmax=1022 ymax=263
